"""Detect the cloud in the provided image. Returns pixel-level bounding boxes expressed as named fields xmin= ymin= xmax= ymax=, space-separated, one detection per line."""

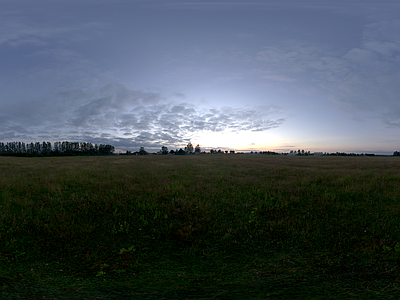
xmin=0 ymin=15 xmax=101 ymax=46
xmin=170 ymin=93 xmax=187 ymax=100
xmin=214 ymin=75 xmax=242 ymax=83
xmin=253 ymin=18 xmax=400 ymax=126
xmin=25 ymin=48 xmax=85 ymax=62
xmin=237 ymin=33 xmax=254 ymax=39
xmin=256 ymin=42 xmax=324 ymax=73
xmin=381 ymin=107 xmax=400 ymax=128
xmin=143 ymin=1 xmax=377 ymax=13
xmin=332 ymin=20 xmax=400 ymax=119
xmin=262 ymin=74 xmax=296 ymax=82
xmin=0 ymin=83 xmax=287 ymax=149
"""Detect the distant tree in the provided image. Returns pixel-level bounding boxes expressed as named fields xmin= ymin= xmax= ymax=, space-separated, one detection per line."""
xmin=301 ymin=149 xmax=304 ymax=155
xmin=98 ymin=144 xmax=114 ymax=155
xmin=161 ymin=146 xmax=168 ymax=155
xmin=176 ymin=148 xmax=186 ymax=155
xmin=0 ymin=140 xmax=115 ymax=157
xmin=169 ymin=149 xmax=175 ymax=154
xmin=21 ymin=142 xmax=26 ymax=155
xmin=139 ymin=147 xmax=147 ymax=155
xmin=394 ymin=151 xmax=400 ymax=156
xmin=195 ymin=144 xmax=201 ymax=154
xmin=225 ymin=150 xmax=228 ymax=154
xmin=210 ymin=149 xmax=215 ymax=154
xmin=185 ymin=142 xmax=194 ymax=154
xmin=298 ymin=149 xmax=301 ymax=154
xmin=41 ymin=141 xmax=52 ymax=156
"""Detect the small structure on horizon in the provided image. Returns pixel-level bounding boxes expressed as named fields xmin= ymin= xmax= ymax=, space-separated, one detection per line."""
xmin=314 ymin=152 xmax=323 ymax=156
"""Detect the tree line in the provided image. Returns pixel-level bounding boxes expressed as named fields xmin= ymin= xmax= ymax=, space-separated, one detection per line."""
xmin=0 ymin=141 xmax=115 ymax=157
xmin=123 ymin=143 xmax=202 ymax=155
xmin=3 ymin=140 xmax=397 ymax=157
xmin=123 ymin=143 xmax=281 ymax=155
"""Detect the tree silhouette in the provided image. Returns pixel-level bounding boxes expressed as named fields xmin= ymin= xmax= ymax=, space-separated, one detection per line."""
xmin=185 ymin=142 xmax=194 ymax=154
xmin=139 ymin=147 xmax=147 ymax=155
xmin=176 ymin=148 xmax=186 ymax=155
xmin=0 ymin=141 xmax=114 ymax=157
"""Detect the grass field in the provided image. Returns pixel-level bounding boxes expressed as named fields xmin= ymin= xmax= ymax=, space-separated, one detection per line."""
xmin=1 ymin=154 xmax=400 ymax=299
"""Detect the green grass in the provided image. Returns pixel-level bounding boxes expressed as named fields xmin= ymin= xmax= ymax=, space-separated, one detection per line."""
xmin=1 ymin=155 xmax=400 ymax=299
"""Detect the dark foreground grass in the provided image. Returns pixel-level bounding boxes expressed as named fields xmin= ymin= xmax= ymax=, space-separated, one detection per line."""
xmin=1 ymin=155 xmax=400 ymax=299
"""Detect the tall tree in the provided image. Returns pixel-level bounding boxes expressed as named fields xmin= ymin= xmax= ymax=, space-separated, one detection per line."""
xmin=185 ymin=142 xmax=194 ymax=154
xmin=139 ymin=147 xmax=147 ymax=155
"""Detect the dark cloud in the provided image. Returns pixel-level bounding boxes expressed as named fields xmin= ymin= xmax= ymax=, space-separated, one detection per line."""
xmin=0 ymin=83 xmax=287 ymax=150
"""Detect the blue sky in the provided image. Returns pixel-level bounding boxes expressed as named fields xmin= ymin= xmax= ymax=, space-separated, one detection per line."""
xmin=1 ymin=0 xmax=400 ymax=154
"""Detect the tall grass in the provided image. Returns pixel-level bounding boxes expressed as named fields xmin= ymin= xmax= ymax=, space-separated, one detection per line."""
xmin=1 ymin=155 xmax=400 ymax=298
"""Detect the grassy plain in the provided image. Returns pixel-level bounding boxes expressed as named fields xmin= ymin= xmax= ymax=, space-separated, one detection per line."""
xmin=1 ymin=154 xmax=400 ymax=299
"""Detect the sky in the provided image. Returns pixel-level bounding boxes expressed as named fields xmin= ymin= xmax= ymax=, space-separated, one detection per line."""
xmin=1 ymin=0 xmax=400 ymax=154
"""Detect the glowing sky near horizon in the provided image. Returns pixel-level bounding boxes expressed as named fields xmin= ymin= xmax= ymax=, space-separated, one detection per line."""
xmin=1 ymin=0 xmax=400 ymax=154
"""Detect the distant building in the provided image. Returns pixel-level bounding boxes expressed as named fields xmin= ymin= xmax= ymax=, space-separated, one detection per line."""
xmin=314 ymin=152 xmax=323 ymax=156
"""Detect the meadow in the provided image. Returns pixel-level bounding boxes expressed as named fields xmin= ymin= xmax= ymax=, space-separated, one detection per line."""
xmin=1 ymin=154 xmax=400 ymax=299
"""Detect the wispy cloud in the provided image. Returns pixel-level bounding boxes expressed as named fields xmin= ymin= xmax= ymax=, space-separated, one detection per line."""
xmin=142 ymin=1 xmax=376 ymax=12
xmin=0 ymin=16 xmax=102 ymax=46
xmin=262 ymin=74 xmax=296 ymax=82
xmin=214 ymin=75 xmax=242 ymax=83
xmin=252 ymin=18 xmax=400 ymax=126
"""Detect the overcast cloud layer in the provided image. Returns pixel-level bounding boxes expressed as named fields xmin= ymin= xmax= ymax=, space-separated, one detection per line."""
xmin=1 ymin=1 xmax=400 ymax=153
